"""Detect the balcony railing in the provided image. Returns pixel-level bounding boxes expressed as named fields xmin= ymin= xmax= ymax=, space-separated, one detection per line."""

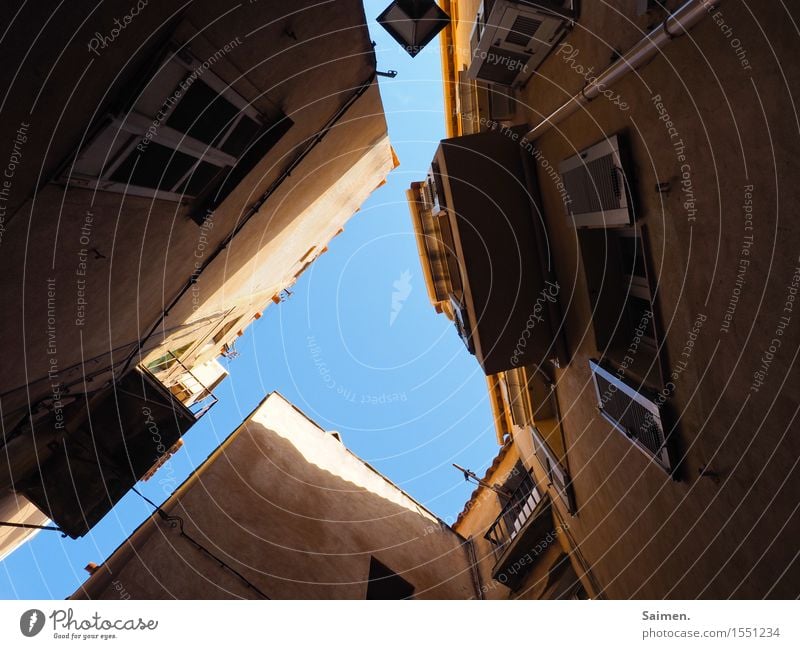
xmin=484 ymin=475 xmax=543 ymax=561
xmin=146 ymin=351 xmax=219 ymax=419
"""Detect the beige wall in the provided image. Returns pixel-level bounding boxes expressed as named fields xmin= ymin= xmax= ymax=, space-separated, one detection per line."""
xmin=0 ymin=0 xmax=390 ymax=435
xmin=73 ymin=393 xmax=476 ymax=599
xmin=456 ymin=0 xmax=799 ymax=598
xmin=0 ymin=494 xmax=50 ymax=561
xmin=0 ymin=1 xmax=395 ymax=545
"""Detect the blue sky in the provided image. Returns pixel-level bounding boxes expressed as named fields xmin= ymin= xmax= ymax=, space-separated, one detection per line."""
xmin=0 ymin=1 xmax=498 ymax=599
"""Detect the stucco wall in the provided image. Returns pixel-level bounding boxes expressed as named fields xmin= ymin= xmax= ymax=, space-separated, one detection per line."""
xmin=514 ymin=0 xmax=800 ymax=598
xmin=453 ymin=444 xmax=518 ymax=599
xmin=73 ymin=394 xmax=475 ymax=599
xmin=444 ymin=0 xmax=800 ymax=599
xmin=0 ymin=0 xmax=390 ymax=437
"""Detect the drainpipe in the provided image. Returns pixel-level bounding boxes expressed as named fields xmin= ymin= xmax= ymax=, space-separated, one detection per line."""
xmin=524 ymin=0 xmax=720 ymax=142
xmin=465 ymin=536 xmax=485 ymax=599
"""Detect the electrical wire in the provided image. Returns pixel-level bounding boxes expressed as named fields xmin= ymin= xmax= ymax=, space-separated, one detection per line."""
xmin=0 ymin=520 xmax=64 ymax=533
xmin=131 ymin=487 xmax=270 ymax=599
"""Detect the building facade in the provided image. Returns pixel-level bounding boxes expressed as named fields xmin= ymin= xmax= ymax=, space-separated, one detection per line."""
xmin=411 ymin=0 xmax=800 ymax=598
xmin=72 ymin=393 xmax=477 ymax=600
xmin=0 ymin=0 xmax=395 ymax=556
xmin=452 ymin=416 xmax=598 ymax=600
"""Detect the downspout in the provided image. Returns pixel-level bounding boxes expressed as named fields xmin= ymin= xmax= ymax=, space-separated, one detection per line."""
xmin=465 ymin=536 xmax=485 ymax=599
xmin=524 ymin=0 xmax=720 ymax=142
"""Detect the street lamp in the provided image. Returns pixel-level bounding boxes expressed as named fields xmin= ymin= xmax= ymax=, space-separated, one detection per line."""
xmin=377 ymin=0 xmax=450 ymax=58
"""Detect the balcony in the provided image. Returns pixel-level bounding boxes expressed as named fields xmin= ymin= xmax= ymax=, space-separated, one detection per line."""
xmin=147 ymin=351 xmax=223 ymax=418
xmin=426 ymin=127 xmax=567 ymax=374
xmin=485 ymin=480 xmax=555 ymax=590
xmin=15 ymin=365 xmax=216 ymax=538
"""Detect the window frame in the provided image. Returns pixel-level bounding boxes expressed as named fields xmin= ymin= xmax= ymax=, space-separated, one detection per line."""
xmin=589 ymin=358 xmax=673 ymax=474
xmin=60 ymin=48 xmax=273 ymax=206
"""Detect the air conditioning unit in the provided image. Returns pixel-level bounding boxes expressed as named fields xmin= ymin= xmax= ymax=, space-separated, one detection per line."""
xmin=558 ymin=134 xmax=635 ymax=228
xmin=467 ymin=0 xmax=575 ymax=87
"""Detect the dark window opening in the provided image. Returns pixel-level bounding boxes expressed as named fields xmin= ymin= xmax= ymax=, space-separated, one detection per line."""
xmin=619 ymin=234 xmax=646 ymax=280
xmin=178 ymin=161 xmax=226 ymax=198
xmin=365 ymin=558 xmax=414 ymax=600
xmin=192 ymin=114 xmax=293 ymax=222
xmin=110 ymin=143 xmax=197 ymax=191
xmin=221 ymin=116 xmax=262 ymax=157
xmin=166 ymin=80 xmax=239 ymax=146
xmin=578 ymin=226 xmax=663 ymax=389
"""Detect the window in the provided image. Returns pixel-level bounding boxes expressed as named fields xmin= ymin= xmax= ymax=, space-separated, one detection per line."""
xmin=590 ymin=359 xmax=673 ymax=473
xmin=498 ymin=368 xmax=576 ymax=512
xmin=61 ymin=47 xmax=292 ymax=221
xmin=530 ymin=424 xmax=575 ymax=513
xmin=456 ymin=70 xmax=478 ymax=135
xmin=579 ymin=225 xmax=663 ymax=388
xmin=365 ymin=558 xmax=414 ymax=600
xmin=146 ymin=342 xmax=194 ymax=374
xmin=213 ymin=316 xmax=242 ymax=345
xmin=499 ymin=368 xmax=531 ymax=428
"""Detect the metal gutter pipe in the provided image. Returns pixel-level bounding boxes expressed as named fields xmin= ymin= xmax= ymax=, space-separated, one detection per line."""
xmin=524 ymin=0 xmax=720 ymax=142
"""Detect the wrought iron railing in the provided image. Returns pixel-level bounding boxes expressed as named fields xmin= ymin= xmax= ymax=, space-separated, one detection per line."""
xmin=484 ymin=475 xmax=542 ymax=560
xmin=145 ymin=350 xmax=218 ymax=419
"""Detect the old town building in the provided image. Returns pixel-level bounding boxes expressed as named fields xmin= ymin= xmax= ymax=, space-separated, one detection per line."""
xmin=410 ymin=0 xmax=799 ymax=598
xmin=0 ymin=0 xmax=395 ymax=556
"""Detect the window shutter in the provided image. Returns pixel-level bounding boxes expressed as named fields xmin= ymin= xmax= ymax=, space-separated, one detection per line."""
xmin=457 ymin=71 xmax=477 ymax=135
xmin=589 ymin=359 xmax=673 ymax=473
xmin=505 ymin=369 xmax=529 ymax=427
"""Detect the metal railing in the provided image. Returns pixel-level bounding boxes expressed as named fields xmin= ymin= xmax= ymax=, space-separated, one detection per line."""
xmin=484 ymin=475 xmax=542 ymax=560
xmin=145 ymin=351 xmax=219 ymax=419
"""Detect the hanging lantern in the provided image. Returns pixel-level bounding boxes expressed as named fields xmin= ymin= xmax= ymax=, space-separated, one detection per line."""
xmin=377 ymin=0 xmax=451 ymax=58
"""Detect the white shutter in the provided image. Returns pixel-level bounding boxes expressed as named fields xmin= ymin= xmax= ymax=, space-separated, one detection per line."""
xmin=457 ymin=71 xmax=477 ymax=135
xmin=589 ymin=359 xmax=672 ymax=473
